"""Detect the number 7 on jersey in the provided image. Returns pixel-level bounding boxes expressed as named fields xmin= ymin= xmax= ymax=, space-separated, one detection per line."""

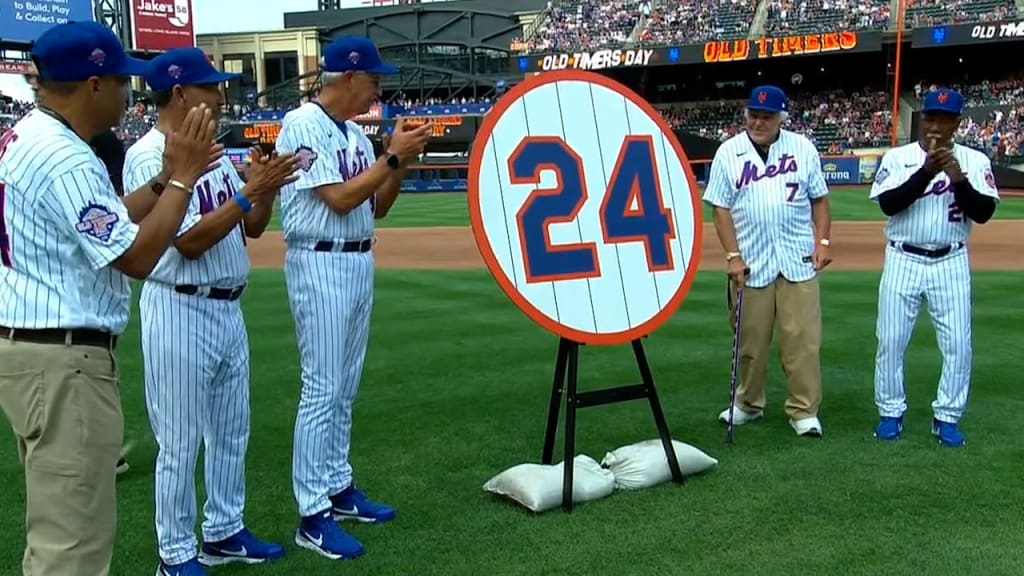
xmin=510 ymin=135 xmax=676 ymax=283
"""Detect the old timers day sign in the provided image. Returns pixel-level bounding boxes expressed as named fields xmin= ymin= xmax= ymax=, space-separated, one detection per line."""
xmin=468 ymin=70 xmax=703 ymax=346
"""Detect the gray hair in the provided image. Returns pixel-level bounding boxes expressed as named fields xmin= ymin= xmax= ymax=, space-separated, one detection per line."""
xmin=321 ymin=71 xmax=346 ymax=86
xmin=744 ymin=108 xmax=789 ymax=123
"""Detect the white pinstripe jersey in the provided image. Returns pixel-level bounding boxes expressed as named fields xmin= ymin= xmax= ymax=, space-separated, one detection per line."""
xmin=123 ymin=128 xmax=250 ymax=288
xmin=274 ymin=102 xmax=375 ymax=245
xmin=702 ymin=129 xmax=829 ymax=288
xmin=0 ymin=110 xmax=140 ymax=334
xmin=869 ymin=142 xmax=1000 ymax=246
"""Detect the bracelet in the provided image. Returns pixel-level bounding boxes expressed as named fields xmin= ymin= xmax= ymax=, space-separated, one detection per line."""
xmin=233 ymin=192 xmax=252 ymax=213
xmin=167 ymin=179 xmax=192 ymax=193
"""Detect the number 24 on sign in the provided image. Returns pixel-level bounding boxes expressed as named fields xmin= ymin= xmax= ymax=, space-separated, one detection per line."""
xmin=509 ymin=135 xmax=677 ymax=284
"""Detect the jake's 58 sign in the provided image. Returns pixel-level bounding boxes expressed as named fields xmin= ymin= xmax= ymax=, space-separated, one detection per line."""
xmin=468 ymin=70 xmax=702 ymax=345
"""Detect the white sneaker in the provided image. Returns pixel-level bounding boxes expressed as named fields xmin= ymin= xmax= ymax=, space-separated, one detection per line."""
xmin=718 ymin=405 xmax=763 ymax=425
xmin=790 ymin=416 xmax=823 ymax=437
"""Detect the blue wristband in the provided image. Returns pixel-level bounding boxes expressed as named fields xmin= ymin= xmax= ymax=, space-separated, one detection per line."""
xmin=233 ymin=192 xmax=252 ymax=213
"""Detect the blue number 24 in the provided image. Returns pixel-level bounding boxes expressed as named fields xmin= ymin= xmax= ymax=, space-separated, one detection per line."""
xmin=509 ymin=135 xmax=676 ymax=284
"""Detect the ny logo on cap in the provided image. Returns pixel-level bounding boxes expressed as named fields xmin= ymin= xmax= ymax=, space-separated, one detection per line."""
xmin=89 ymin=49 xmax=106 ymax=66
xmin=758 ymin=91 xmax=767 ymax=103
xmin=938 ymin=92 xmax=949 ymax=104
xmin=348 ymin=51 xmax=361 ymax=64
xmin=168 ymin=64 xmax=182 ymax=78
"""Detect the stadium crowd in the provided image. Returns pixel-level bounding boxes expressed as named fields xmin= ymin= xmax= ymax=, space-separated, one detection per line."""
xmin=523 ymin=0 xmax=1018 ymax=51
xmin=658 ymin=88 xmax=893 ymax=153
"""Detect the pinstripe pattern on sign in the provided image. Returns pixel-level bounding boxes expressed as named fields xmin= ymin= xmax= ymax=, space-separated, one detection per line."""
xmin=275 ymin=102 xmax=376 ymax=245
xmin=0 ymin=109 xmax=139 ymax=334
xmin=470 ymin=71 xmax=701 ymax=346
xmin=123 ymin=128 xmax=251 ymax=287
xmin=869 ymin=142 xmax=998 ymax=423
xmin=140 ymin=282 xmax=250 ymax=565
xmin=702 ymin=129 xmax=829 ymax=289
xmin=275 ymin=100 xmax=378 ymax=518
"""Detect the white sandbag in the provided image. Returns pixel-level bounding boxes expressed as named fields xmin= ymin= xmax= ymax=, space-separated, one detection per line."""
xmin=601 ymin=438 xmax=718 ymax=490
xmin=482 ymin=454 xmax=616 ymax=513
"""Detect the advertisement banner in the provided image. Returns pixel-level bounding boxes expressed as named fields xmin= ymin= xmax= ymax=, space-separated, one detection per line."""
xmin=700 ymin=30 xmax=877 ymax=63
xmin=0 ymin=60 xmax=33 ymax=75
xmin=381 ymin=115 xmax=478 ymax=144
xmin=912 ymin=19 xmax=1024 ymax=48
xmin=819 ymin=156 xmax=861 ymax=185
xmin=512 ymin=31 xmax=882 ymax=73
xmin=0 ymin=0 xmax=95 ymax=44
xmin=130 ymin=0 xmax=195 ymax=52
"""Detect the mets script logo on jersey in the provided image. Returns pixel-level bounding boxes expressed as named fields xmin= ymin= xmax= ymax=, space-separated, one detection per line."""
xmin=75 ymin=203 xmax=119 ymax=242
xmin=735 ymin=154 xmax=798 ymax=189
xmin=295 ymin=146 xmax=318 ymax=171
xmin=339 ymin=147 xmax=370 ymax=180
xmin=923 ymin=174 xmax=967 ymax=197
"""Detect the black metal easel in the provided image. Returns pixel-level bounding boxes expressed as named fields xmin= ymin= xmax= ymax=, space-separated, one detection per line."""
xmin=540 ymin=336 xmax=685 ymax=512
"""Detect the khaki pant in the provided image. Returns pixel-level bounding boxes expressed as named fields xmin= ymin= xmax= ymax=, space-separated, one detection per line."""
xmin=0 ymin=336 xmax=123 ymax=576
xmin=728 ymin=275 xmax=823 ymax=420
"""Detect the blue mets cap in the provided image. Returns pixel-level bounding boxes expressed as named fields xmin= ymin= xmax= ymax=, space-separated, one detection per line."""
xmin=747 ymin=85 xmax=787 ymax=113
xmin=921 ymin=88 xmax=963 ymax=116
xmin=31 ymin=21 xmax=149 ymax=82
xmin=146 ymin=47 xmax=241 ymax=91
xmin=322 ymin=36 xmax=399 ymax=75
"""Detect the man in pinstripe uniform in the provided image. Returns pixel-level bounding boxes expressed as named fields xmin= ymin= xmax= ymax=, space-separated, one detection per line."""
xmin=869 ymin=88 xmax=999 ymax=447
xmin=274 ymin=36 xmax=432 ymax=560
xmin=124 ymin=47 xmax=301 ymax=576
xmin=0 ymin=22 xmax=221 ymax=575
xmin=703 ymin=85 xmax=833 ymax=437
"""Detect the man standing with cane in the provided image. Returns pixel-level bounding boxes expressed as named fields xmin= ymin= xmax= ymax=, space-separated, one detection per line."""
xmin=0 ymin=21 xmax=222 ymax=575
xmin=702 ymin=85 xmax=833 ymax=438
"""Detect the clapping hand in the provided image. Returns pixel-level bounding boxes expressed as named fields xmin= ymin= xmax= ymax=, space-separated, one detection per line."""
xmin=244 ymin=146 xmax=301 ymax=200
xmin=163 ymin=103 xmax=224 ymax=186
xmin=387 ymin=117 xmax=433 ymax=165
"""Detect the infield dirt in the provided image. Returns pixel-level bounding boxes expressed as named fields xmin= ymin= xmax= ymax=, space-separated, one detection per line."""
xmin=247 ymin=221 xmax=1023 ymax=271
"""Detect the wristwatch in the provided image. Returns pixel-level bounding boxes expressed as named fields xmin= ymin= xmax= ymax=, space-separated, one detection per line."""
xmin=819 ymin=238 xmax=831 ymax=246
xmin=385 ymin=153 xmax=400 ymax=170
xmin=725 ymin=251 xmax=741 ymax=262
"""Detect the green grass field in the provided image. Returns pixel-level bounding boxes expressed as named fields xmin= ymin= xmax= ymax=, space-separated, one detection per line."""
xmin=266 ymin=187 xmax=1024 ymax=231
xmin=2 ymin=270 xmax=1023 ymax=575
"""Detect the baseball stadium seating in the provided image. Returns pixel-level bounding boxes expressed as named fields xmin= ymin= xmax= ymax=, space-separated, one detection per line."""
xmin=639 ymin=0 xmax=759 ymax=46
xmin=526 ymin=0 xmax=644 ymax=52
xmin=658 ymin=88 xmax=893 ymax=153
xmin=763 ymin=0 xmax=892 ymax=36
xmin=905 ymin=0 xmax=1016 ymax=29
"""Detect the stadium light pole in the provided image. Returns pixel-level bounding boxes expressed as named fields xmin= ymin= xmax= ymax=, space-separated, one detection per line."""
xmin=891 ymin=0 xmax=906 ymax=147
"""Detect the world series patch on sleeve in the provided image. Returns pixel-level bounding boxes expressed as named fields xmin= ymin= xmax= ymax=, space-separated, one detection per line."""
xmin=467 ymin=70 xmax=703 ymax=345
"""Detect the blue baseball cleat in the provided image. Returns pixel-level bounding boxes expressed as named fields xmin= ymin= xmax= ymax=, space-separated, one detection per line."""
xmin=156 ymin=558 xmax=207 ymax=576
xmin=874 ymin=416 xmax=903 ymax=440
xmin=330 ymin=485 xmax=396 ymax=523
xmin=932 ymin=418 xmax=966 ymax=447
xmin=198 ymin=527 xmax=285 ymax=566
xmin=295 ymin=509 xmax=365 ymax=560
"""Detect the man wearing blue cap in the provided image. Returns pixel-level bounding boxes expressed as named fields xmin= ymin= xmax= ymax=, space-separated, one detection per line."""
xmin=123 ymin=47 xmax=302 ymax=575
xmin=274 ymin=35 xmax=432 ymax=561
xmin=703 ymin=84 xmax=832 ymax=438
xmin=869 ymin=88 xmax=999 ymax=447
xmin=0 ymin=21 xmax=222 ymax=576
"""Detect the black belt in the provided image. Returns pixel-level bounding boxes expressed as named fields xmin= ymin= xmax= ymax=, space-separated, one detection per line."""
xmin=174 ymin=284 xmax=246 ymax=301
xmin=890 ymin=241 xmax=964 ymax=258
xmin=0 ymin=326 xmax=117 ymax=349
xmin=314 ymin=239 xmax=373 ymax=253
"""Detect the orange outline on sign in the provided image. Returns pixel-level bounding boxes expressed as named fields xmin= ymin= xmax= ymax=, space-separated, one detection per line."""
xmin=467 ymin=69 xmax=703 ymax=346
